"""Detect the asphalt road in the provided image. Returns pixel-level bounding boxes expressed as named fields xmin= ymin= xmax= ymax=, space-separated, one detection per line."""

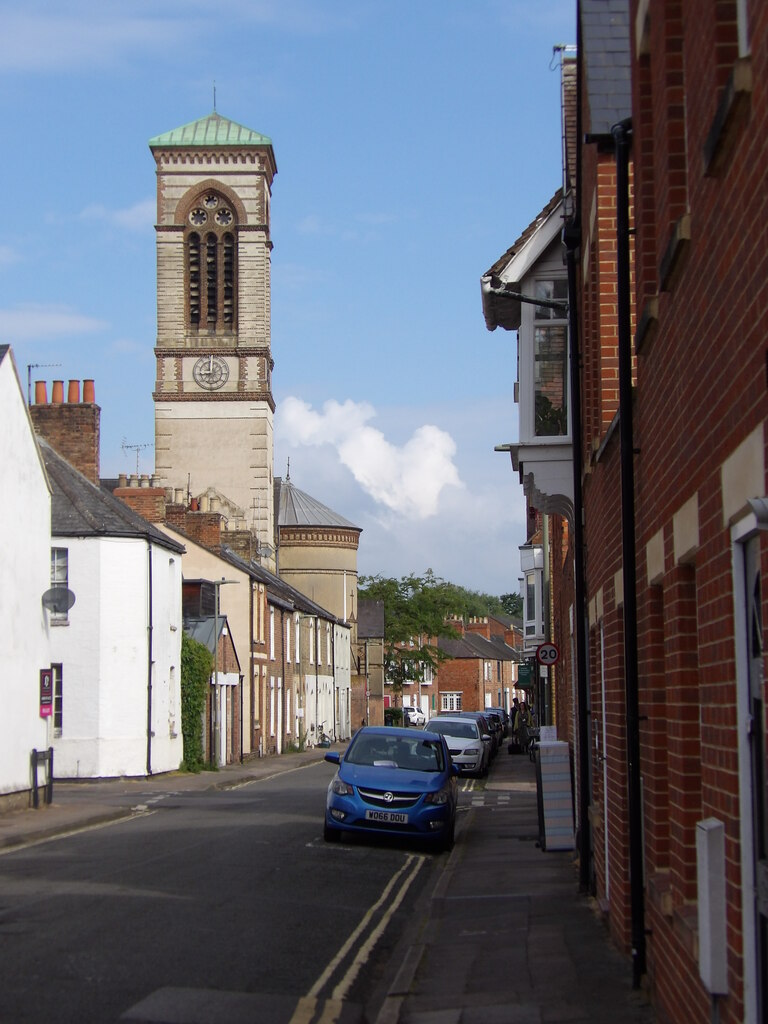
xmin=0 ymin=759 xmax=447 ymax=1024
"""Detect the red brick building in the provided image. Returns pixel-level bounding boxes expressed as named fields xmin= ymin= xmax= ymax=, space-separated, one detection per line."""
xmin=484 ymin=2 xmax=768 ymax=1021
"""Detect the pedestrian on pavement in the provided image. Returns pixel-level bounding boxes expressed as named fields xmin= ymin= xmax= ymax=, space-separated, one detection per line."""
xmin=509 ymin=697 xmax=522 ymax=754
xmin=515 ymin=702 xmax=532 ymax=754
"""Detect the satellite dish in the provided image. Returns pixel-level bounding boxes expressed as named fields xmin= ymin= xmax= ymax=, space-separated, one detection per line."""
xmin=41 ymin=588 xmax=76 ymax=613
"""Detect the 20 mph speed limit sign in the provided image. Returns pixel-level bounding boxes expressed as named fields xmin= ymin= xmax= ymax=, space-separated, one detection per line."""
xmin=536 ymin=642 xmax=560 ymax=665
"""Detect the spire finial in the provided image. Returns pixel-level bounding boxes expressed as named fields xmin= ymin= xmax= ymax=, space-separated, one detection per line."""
xmin=213 ymin=80 xmax=217 ymax=112
xmin=286 ymin=457 xmax=290 ymax=481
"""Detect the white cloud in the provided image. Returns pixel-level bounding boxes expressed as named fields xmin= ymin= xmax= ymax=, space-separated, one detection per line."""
xmin=79 ymin=198 xmax=155 ymax=232
xmin=0 ymin=305 xmax=107 ymax=342
xmin=278 ymin=396 xmax=463 ymax=519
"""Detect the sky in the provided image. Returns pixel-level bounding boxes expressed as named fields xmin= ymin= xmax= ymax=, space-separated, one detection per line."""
xmin=2 ymin=0 xmax=575 ymax=597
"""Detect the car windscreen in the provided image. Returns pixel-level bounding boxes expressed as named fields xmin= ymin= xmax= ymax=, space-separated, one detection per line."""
xmin=346 ymin=734 xmax=446 ymax=772
xmin=427 ymin=720 xmax=478 ymax=740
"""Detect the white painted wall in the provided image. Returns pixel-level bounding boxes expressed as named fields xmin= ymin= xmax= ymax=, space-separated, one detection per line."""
xmin=0 ymin=351 xmax=51 ymax=798
xmin=50 ymin=536 xmax=183 ymax=778
xmin=334 ymin=624 xmax=351 ymax=740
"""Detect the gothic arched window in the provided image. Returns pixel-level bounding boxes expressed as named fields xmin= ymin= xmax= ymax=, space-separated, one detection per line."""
xmin=185 ymin=191 xmax=237 ymax=331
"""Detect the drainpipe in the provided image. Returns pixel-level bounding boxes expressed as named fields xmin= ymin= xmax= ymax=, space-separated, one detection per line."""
xmin=612 ymin=116 xmax=646 ymax=987
xmin=564 ymin=215 xmax=592 ymax=894
xmin=146 ymin=541 xmax=153 ymax=776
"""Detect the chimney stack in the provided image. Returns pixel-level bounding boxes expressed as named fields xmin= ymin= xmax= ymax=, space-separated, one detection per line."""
xmin=30 ymin=379 xmax=101 ymax=485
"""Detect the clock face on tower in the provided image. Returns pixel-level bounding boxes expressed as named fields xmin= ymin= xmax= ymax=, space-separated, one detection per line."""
xmin=193 ymin=355 xmax=230 ymax=391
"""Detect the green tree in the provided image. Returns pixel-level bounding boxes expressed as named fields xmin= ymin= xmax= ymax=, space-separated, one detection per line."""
xmin=500 ymin=592 xmax=523 ymax=617
xmin=358 ymin=570 xmax=460 ymax=707
xmin=180 ymin=631 xmax=213 ymax=772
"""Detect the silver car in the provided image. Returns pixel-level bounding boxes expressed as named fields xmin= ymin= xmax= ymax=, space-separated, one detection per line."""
xmin=425 ymin=717 xmax=490 ymax=777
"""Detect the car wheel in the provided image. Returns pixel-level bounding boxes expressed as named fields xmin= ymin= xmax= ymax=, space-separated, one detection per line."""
xmin=324 ymin=822 xmax=341 ymax=843
xmin=437 ymin=818 xmax=455 ymax=853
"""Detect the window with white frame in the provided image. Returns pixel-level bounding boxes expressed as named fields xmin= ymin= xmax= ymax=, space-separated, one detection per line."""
xmin=309 ymin=620 xmax=315 ymax=665
xmin=169 ymin=558 xmax=179 ymax=630
xmin=50 ymin=547 xmax=69 ymax=624
xmin=441 ymin=692 xmax=463 ymax=712
xmin=52 ymin=663 xmax=63 ymax=736
xmin=285 ymin=616 xmax=291 ymax=662
xmin=326 ymin=624 xmax=331 ymax=666
xmin=295 ymin=616 xmax=300 ymax=663
xmin=269 ymin=608 xmax=275 ymax=661
xmin=533 ymin=278 xmax=569 ymax=437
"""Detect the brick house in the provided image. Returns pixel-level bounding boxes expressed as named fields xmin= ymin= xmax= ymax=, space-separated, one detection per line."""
xmin=436 ymin=622 xmax=519 ymax=714
xmin=484 ymin=1 xmax=768 ymax=1021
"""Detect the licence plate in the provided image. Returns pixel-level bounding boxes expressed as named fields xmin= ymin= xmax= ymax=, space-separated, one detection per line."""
xmin=365 ymin=810 xmax=408 ymax=823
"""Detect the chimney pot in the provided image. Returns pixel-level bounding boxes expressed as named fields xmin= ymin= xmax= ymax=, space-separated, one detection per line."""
xmin=140 ymin=474 xmax=150 ymax=488
xmin=34 ymin=381 xmax=48 ymax=405
xmin=67 ymin=380 xmax=80 ymax=403
xmin=51 ymin=380 xmax=64 ymax=404
xmin=118 ymin=473 xmax=128 ymax=487
xmin=174 ymin=488 xmax=184 ymax=504
xmin=82 ymin=379 xmax=95 ymax=403
xmin=200 ymin=495 xmax=210 ymax=512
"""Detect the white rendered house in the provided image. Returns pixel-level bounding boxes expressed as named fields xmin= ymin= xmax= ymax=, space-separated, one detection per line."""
xmin=0 ymin=347 xmax=52 ymax=806
xmin=39 ymin=438 xmax=185 ymax=778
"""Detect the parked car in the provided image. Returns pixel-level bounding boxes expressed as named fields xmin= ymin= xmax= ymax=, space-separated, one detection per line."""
xmin=484 ymin=708 xmax=509 ymax=737
xmin=323 ymin=726 xmax=458 ymax=851
xmin=425 ymin=716 xmax=490 ymax=777
xmin=453 ymin=711 xmax=501 ymax=757
xmin=402 ymin=705 xmax=426 ymax=726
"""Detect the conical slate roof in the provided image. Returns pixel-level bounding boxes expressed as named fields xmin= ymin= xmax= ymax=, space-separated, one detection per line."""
xmin=149 ymin=112 xmax=272 ymax=148
xmin=276 ymin=477 xmax=359 ymax=531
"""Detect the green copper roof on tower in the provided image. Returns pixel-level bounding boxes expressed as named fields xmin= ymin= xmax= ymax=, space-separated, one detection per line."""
xmin=149 ymin=112 xmax=272 ymax=148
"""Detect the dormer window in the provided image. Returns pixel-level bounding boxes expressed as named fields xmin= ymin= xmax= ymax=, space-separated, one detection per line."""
xmin=185 ymin=192 xmax=237 ymax=332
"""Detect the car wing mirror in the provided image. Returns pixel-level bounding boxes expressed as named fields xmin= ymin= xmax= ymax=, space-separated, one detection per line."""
xmin=451 ymin=764 xmax=460 ymax=776
xmin=324 ymin=751 xmax=341 ymax=765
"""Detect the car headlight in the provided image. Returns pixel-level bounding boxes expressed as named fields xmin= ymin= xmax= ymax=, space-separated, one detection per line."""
xmin=464 ymin=746 xmax=480 ymax=756
xmin=424 ymin=785 xmax=452 ymax=806
xmin=330 ymin=777 xmax=354 ymax=796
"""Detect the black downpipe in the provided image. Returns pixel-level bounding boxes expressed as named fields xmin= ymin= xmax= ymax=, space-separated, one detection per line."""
xmin=568 ymin=5 xmax=591 ymax=894
xmin=612 ymin=118 xmax=646 ymax=987
xmin=564 ymin=224 xmax=592 ymax=894
xmin=146 ymin=540 xmax=153 ymax=776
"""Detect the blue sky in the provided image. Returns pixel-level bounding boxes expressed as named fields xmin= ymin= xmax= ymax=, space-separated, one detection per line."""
xmin=2 ymin=0 xmax=575 ymax=595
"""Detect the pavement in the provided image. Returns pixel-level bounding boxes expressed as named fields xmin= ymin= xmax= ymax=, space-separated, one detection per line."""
xmin=0 ymin=743 xmax=656 ymax=1024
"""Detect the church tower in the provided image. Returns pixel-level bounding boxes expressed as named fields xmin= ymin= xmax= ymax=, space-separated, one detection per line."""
xmin=149 ymin=112 xmax=277 ymax=566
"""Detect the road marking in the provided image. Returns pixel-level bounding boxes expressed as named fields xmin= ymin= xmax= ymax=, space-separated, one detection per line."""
xmin=286 ymin=853 xmax=425 ymax=1024
xmin=330 ymin=855 xmax=425 ymax=1003
xmin=0 ymin=809 xmax=156 ymax=856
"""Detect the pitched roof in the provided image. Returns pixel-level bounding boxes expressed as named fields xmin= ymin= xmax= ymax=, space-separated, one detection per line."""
xmin=149 ymin=111 xmax=272 ymax=149
xmin=581 ymin=0 xmax=631 ymax=137
xmin=40 ymin=439 xmax=184 ymax=552
xmin=438 ymin=631 xmax=519 ymax=662
xmin=218 ymin=544 xmax=345 ymax=624
xmin=275 ymin=477 xmax=360 ymax=530
xmin=481 ymin=190 xmax=565 ymax=332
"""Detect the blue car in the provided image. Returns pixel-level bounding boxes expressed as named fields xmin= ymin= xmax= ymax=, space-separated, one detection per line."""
xmin=323 ymin=726 xmax=459 ymax=851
